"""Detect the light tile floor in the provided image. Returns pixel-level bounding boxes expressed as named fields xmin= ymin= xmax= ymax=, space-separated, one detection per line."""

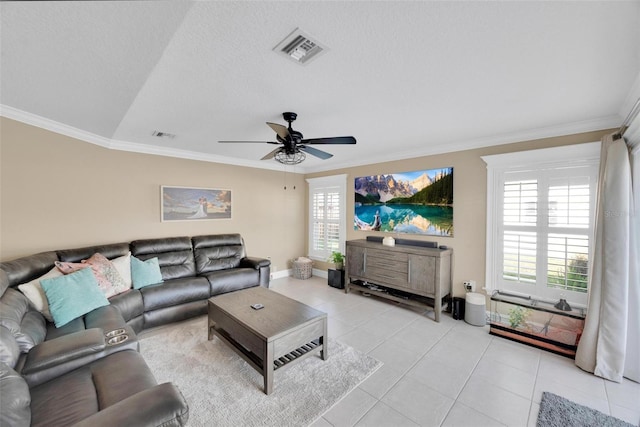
xmin=270 ymin=276 xmax=640 ymax=427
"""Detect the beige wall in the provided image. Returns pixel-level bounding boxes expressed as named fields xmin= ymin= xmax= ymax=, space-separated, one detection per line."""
xmin=306 ymin=129 xmax=613 ymax=297
xmin=1 ymin=116 xmax=612 ymax=297
xmin=0 ymin=117 xmax=306 ymax=274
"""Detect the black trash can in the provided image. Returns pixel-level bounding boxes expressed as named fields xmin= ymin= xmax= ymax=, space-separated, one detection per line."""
xmin=452 ymin=297 xmax=465 ymax=320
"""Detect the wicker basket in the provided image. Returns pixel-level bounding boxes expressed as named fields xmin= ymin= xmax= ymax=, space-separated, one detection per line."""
xmin=293 ymin=258 xmax=313 ymax=280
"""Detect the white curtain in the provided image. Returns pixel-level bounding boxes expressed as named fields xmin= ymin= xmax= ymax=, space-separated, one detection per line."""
xmin=575 ymin=128 xmax=639 ymax=383
xmin=624 ymin=118 xmax=640 ymax=382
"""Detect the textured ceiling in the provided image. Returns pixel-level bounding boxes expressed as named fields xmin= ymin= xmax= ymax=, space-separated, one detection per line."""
xmin=2 ymin=1 xmax=640 ymax=173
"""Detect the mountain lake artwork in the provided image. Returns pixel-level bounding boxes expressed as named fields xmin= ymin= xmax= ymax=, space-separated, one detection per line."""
xmin=161 ymin=186 xmax=232 ymax=221
xmin=354 ymin=168 xmax=453 ymax=236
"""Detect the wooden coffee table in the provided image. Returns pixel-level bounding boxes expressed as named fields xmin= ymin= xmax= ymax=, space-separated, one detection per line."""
xmin=208 ymin=286 xmax=328 ymax=394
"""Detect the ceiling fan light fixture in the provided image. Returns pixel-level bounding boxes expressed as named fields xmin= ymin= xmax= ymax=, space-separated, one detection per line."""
xmin=275 ymin=149 xmax=305 ymax=165
xmin=273 ymin=28 xmax=327 ymax=65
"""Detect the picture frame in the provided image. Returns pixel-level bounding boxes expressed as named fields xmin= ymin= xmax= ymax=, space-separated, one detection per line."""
xmin=161 ymin=186 xmax=232 ymax=222
xmin=354 ymin=167 xmax=453 ymax=236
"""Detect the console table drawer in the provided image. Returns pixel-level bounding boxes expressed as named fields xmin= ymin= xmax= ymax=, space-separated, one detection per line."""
xmin=366 ymin=255 xmax=407 ymax=273
xmin=367 ymin=248 xmax=408 ymax=262
xmin=365 ymin=266 xmax=408 ymax=287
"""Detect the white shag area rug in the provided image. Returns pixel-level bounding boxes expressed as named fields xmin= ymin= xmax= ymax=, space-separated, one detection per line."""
xmin=139 ymin=316 xmax=382 ymax=427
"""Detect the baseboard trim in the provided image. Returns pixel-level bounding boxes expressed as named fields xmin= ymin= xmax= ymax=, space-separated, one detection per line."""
xmin=270 ymin=268 xmax=329 ymax=280
xmin=271 ymin=269 xmax=291 ymax=280
xmin=312 ymin=268 xmax=328 ymax=279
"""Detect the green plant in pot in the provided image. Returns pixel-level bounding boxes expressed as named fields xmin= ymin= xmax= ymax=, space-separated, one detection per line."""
xmin=508 ymin=306 xmax=531 ymax=329
xmin=329 ymin=251 xmax=345 ymax=270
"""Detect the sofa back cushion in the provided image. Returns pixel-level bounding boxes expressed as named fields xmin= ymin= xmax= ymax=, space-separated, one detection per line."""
xmin=192 ymin=234 xmax=245 ymax=274
xmin=0 ymin=289 xmax=46 ymax=352
xmin=0 ymin=251 xmax=59 ymax=288
xmin=0 ymin=327 xmax=20 ymax=368
xmin=0 ymin=270 xmax=9 ymax=297
xmin=57 ymin=243 xmax=130 ymax=263
xmin=0 ymin=362 xmax=31 ymax=427
xmin=130 ymin=237 xmax=196 ymax=280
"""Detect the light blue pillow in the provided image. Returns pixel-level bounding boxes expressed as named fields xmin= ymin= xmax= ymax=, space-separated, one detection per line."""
xmin=131 ymin=256 xmax=164 ymax=289
xmin=40 ymin=268 xmax=109 ymax=328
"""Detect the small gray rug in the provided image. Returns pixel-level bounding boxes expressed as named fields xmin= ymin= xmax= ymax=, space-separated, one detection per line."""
xmin=537 ymin=392 xmax=635 ymax=427
xmin=140 ymin=316 xmax=382 ymax=427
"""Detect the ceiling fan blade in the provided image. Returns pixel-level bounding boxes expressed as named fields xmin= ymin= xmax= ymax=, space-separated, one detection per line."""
xmin=261 ymin=148 xmax=281 ymax=160
xmin=266 ymin=122 xmax=290 ymax=140
xmin=299 ymin=145 xmax=333 ymax=160
xmin=218 ymin=141 xmax=280 ymax=144
xmin=301 ymin=136 xmax=356 ymax=145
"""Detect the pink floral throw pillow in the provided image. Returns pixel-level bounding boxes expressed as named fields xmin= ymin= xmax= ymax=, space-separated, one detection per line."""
xmin=54 ymin=261 xmax=92 ymax=275
xmin=82 ymin=253 xmax=129 ymax=298
xmin=55 ymin=254 xmax=127 ymax=298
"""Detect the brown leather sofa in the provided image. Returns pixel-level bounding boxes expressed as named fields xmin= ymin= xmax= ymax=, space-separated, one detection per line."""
xmin=0 ymin=233 xmax=270 ymax=426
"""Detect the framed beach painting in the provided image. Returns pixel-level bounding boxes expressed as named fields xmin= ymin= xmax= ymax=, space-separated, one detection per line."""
xmin=161 ymin=186 xmax=232 ymax=222
xmin=354 ymin=167 xmax=453 ymax=236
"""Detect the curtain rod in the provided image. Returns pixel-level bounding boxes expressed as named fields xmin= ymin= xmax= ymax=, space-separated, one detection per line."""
xmin=614 ymin=97 xmax=640 ymax=139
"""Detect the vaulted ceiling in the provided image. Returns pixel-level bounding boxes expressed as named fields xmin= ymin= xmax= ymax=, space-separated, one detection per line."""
xmin=2 ymin=1 xmax=639 ymax=173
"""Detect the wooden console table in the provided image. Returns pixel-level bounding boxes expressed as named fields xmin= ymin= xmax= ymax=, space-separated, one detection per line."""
xmin=345 ymin=239 xmax=452 ymax=322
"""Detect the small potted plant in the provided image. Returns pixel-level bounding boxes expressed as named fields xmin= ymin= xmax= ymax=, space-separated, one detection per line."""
xmin=328 ymin=251 xmax=345 ymax=270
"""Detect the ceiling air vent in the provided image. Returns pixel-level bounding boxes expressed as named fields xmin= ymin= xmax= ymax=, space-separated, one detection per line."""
xmin=151 ymin=130 xmax=175 ymax=139
xmin=273 ymin=28 xmax=327 ymax=65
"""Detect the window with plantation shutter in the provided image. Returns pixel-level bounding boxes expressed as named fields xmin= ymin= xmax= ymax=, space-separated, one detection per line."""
xmin=483 ymin=142 xmax=600 ymax=307
xmin=307 ymin=175 xmax=347 ymax=261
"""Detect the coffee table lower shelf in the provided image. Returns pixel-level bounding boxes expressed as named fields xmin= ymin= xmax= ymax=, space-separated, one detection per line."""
xmin=212 ymin=327 xmax=322 ymax=371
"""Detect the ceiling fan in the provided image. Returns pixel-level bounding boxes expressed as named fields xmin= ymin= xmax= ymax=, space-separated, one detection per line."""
xmin=219 ymin=112 xmax=356 ymax=165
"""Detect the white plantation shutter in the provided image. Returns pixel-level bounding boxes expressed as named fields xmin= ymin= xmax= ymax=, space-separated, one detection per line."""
xmin=311 ymin=189 xmax=340 ymax=253
xmin=307 ymin=175 xmax=347 ymax=261
xmin=503 ymin=231 xmax=537 ymax=283
xmin=483 ymin=143 xmax=600 ymax=307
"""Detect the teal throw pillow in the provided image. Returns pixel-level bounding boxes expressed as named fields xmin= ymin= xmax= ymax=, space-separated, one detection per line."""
xmin=40 ymin=268 xmax=110 ymax=328
xmin=131 ymin=256 xmax=164 ymax=289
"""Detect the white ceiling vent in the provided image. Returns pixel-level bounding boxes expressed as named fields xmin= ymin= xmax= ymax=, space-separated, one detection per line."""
xmin=151 ymin=130 xmax=175 ymax=139
xmin=273 ymin=28 xmax=327 ymax=65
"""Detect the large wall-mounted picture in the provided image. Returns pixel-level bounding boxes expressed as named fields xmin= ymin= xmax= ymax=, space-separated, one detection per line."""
xmin=354 ymin=167 xmax=453 ymax=236
xmin=161 ymin=186 xmax=232 ymax=222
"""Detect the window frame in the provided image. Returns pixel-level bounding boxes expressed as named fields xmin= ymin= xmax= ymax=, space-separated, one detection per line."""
xmin=306 ymin=174 xmax=347 ymax=261
xmin=482 ymin=142 xmax=600 ymax=307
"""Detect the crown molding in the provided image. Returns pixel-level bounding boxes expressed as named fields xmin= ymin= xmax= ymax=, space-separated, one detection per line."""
xmin=302 ymin=114 xmax=622 ymax=173
xmin=1 ymin=104 xmax=114 ymax=148
xmin=2 ymin=104 xmax=620 ymax=175
xmin=0 ymin=104 xmax=295 ymax=173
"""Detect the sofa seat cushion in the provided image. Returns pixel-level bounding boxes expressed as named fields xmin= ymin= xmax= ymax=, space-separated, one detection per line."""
xmin=205 ymin=268 xmax=260 ymax=296
xmin=45 ymin=305 xmax=135 ymax=344
xmin=29 ymin=350 xmax=156 ymax=427
xmin=140 ymin=277 xmax=210 ymax=312
xmin=108 ymin=289 xmax=144 ymax=323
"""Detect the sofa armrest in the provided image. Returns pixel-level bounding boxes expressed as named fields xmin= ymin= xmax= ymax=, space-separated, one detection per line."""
xmin=72 ymin=382 xmax=189 ymax=427
xmin=240 ymin=256 xmax=271 ymax=269
xmin=22 ymin=328 xmax=105 ymax=374
xmin=21 ymin=328 xmax=134 ymax=387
